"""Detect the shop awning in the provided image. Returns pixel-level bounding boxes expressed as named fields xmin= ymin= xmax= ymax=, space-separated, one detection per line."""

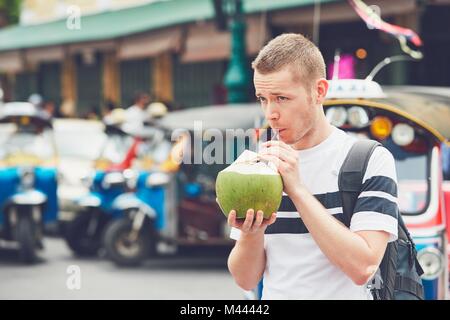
xmin=0 ymin=0 xmax=337 ymax=52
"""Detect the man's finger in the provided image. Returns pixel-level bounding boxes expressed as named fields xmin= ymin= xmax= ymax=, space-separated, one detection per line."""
xmin=261 ymin=140 xmax=292 ymax=151
xmin=241 ymin=209 xmax=255 ymax=232
xmin=228 ymin=210 xmax=237 ymax=227
xmin=259 ymin=147 xmax=296 ymax=164
xmin=251 ymin=210 xmax=264 ymax=232
xmin=258 ymin=153 xmax=283 ymax=168
xmin=262 ymin=212 xmax=277 ymax=226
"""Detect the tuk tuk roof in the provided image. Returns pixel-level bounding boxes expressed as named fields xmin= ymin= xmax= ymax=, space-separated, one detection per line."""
xmin=0 ymin=102 xmax=52 ymax=128
xmin=103 ymin=121 xmax=164 ymax=140
xmin=156 ymin=103 xmax=263 ymax=132
xmin=325 ymin=85 xmax=450 ymax=144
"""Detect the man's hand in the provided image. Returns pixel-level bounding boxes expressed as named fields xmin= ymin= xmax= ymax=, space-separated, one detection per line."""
xmin=227 ymin=208 xmax=274 ymax=290
xmin=228 ymin=209 xmax=277 ymax=235
xmin=258 ymin=140 xmax=303 ymax=197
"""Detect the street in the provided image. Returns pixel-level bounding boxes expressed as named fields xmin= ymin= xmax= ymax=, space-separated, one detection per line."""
xmin=0 ymin=237 xmax=243 ymax=300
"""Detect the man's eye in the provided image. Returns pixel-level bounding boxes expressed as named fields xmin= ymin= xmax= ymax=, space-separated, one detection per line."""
xmin=277 ymin=96 xmax=288 ymax=102
xmin=257 ymin=97 xmax=267 ymax=103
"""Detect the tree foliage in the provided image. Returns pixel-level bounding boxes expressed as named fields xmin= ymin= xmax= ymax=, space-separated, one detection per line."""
xmin=0 ymin=0 xmax=21 ymax=26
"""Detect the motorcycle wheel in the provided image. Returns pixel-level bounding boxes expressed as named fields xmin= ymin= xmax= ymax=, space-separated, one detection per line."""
xmin=64 ymin=212 xmax=107 ymax=257
xmin=103 ymin=218 xmax=152 ymax=267
xmin=16 ymin=215 xmax=40 ymax=264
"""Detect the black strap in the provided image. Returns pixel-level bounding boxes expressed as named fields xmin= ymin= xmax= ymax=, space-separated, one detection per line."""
xmin=338 ymin=139 xmax=381 ymax=227
xmin=397 ymin=213 xmax=424 ymax=276
xmin=394 ymin=275 xmax=424 ymax=298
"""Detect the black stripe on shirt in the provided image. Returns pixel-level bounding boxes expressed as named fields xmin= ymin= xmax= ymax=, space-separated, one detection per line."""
xmin=353 ymin=196 xmax=399 ymax=219
xmin=278 ymin=191 xmax=342 ymax=212
xmin=278 ymin=176 xmax=396 ymax=213
xmin=361 ymin=176 xmax=397 ymax=197
xmin=265 ymin=213 xmax=347 ymax=235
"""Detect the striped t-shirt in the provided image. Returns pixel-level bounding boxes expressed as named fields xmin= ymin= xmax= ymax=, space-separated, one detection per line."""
xmin=230 ymin=126 xmax=399 ymax=300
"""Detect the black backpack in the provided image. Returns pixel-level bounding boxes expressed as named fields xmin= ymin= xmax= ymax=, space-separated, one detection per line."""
xmin=338 ymin=139 xmax=425 ymax=300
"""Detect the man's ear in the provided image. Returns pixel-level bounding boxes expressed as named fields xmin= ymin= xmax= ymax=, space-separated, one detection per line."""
xmin=315 ymin=78 xmax=329 ymax=105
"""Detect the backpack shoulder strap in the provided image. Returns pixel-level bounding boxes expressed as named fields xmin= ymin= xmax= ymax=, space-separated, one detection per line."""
xmin=338 ymin=139 xmax=381 ymax=227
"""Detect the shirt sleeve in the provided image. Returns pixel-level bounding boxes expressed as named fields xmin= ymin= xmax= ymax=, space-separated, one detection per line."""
xmin=350 ymin=146 xmax=399 ymax=242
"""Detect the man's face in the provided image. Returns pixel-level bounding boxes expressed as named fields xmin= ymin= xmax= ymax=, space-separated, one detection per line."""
xmin=254 ymin=67 xmax=318 ymax=146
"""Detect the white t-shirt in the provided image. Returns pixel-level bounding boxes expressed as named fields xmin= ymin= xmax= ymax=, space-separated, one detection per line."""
xmin=230 ymin=126 xmax=399 ymax=300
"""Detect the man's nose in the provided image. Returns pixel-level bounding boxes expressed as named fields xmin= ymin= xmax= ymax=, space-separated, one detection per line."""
xmin=265 ymin=103 xmax=280 ymax=122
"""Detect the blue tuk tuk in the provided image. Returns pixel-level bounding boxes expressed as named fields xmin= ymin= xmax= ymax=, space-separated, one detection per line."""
xmin=0 ymin=102 xmax=58 ymax=263
xmin=63 ymin=117 xmax=144 ymax=257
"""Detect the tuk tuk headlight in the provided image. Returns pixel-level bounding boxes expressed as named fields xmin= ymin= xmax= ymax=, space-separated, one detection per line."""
xmin=123 ymin=169 xmax=138 ymax=189
xmin=417 ymin=247 xmax=444 ymax=280
xmin=392 ymin=123 xmax=415 ymax=146
xmin=347 ymin=106 xmax=369 ymax=128
xmin=20 ymin=167 xmax=35 ymax=189
xmin=146 ymin=172 xmax=170 ymax=187
xmin=102 ymin=172 xmax=126 ymax=189
xmin=325 ymin=107 xmax=347 ymax=127
xmin=370 ymin=116 xmax=392 ymax=140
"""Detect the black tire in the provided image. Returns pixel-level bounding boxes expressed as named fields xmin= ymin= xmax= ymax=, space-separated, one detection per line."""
xmin=64 ymin=212 xmax=107 ymax=257
xmin=103 ymin=218 xmax=152 ymax=267
xmin=16 ymin=215 xmax=40 ymax=264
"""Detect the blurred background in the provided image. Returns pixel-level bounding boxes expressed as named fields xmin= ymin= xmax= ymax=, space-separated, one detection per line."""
xmin=0 ymin=0 xmax=448 ymax=113
xmin=0 ymin=0 xmax=449 ymax=300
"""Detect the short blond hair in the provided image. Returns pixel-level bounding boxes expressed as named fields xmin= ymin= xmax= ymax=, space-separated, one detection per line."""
xmin=252 ymin=33 xmax=326 ymax=89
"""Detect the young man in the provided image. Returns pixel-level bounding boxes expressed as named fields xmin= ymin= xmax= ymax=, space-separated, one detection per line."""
xmin=227 ymin=33 xmax=398 ymax=300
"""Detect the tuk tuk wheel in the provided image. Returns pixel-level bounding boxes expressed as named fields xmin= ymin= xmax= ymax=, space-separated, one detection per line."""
xmin=103 ymin=218 xmax=153 ymax=267
xmin=64 ymin=211 xmax=108 ymax=257
xmin=16 ymin=215 xmax=40 ymax=264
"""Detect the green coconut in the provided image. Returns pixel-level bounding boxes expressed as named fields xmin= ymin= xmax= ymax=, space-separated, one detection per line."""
xmin=216 ymin=150 xmax=283 ymax=219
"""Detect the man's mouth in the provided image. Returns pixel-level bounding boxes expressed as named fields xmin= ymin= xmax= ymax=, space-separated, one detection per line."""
xmin=273 ymin=128 xmax=287 ymax=140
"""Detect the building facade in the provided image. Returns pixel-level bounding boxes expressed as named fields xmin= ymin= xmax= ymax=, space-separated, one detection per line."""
xmin=0 ymin=0 xmax=448 ymax=116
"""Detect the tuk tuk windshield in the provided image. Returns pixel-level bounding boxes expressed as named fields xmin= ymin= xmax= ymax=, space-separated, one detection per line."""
xmin=99 ymin=133 xmax=135 ymax=164
xmin=54 ymin=121 xmax=107 ymax=161
xmin=348 ymin=134 xmax=429 ymax=215
xmin=133 ymin=128 xmax=172 ymax=170
xmin=0 ymin=123 xmax=55 ymax=163
xmin=390 ymin=140 xmax=429 ymax=215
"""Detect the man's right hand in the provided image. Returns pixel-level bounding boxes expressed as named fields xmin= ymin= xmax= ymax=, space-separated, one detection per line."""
xmin=227 ymin=209 xmax=277 ymax=235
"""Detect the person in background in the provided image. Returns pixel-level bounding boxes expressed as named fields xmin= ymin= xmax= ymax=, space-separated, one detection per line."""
xmin=28 ymin=93 xmax=43 ymax=109
xmin=103 ymin=100 xmax=117 ymax=118
xmin=124 ymin=92 xmax=151 ymax=129
xmin=43 ymin=100 xmax=56 ymax=117
xmin=146 ymin=102 xmax=168 ymax=122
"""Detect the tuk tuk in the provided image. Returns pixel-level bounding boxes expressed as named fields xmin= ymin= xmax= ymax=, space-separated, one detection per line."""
xmin=324 ymin=80 xmax=450 ymax=300
xmin=63 ymin=115 xmax=142 ymax=257
xmin=0 ymin=102 xmax=58 ymax=263
xmin=157 ymin=104 xmax=264 ymax=246
xmin=102 ymin=104 xmax=264 ymax=266
xmin=54 ymin=119 xmax=106 ymax=230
